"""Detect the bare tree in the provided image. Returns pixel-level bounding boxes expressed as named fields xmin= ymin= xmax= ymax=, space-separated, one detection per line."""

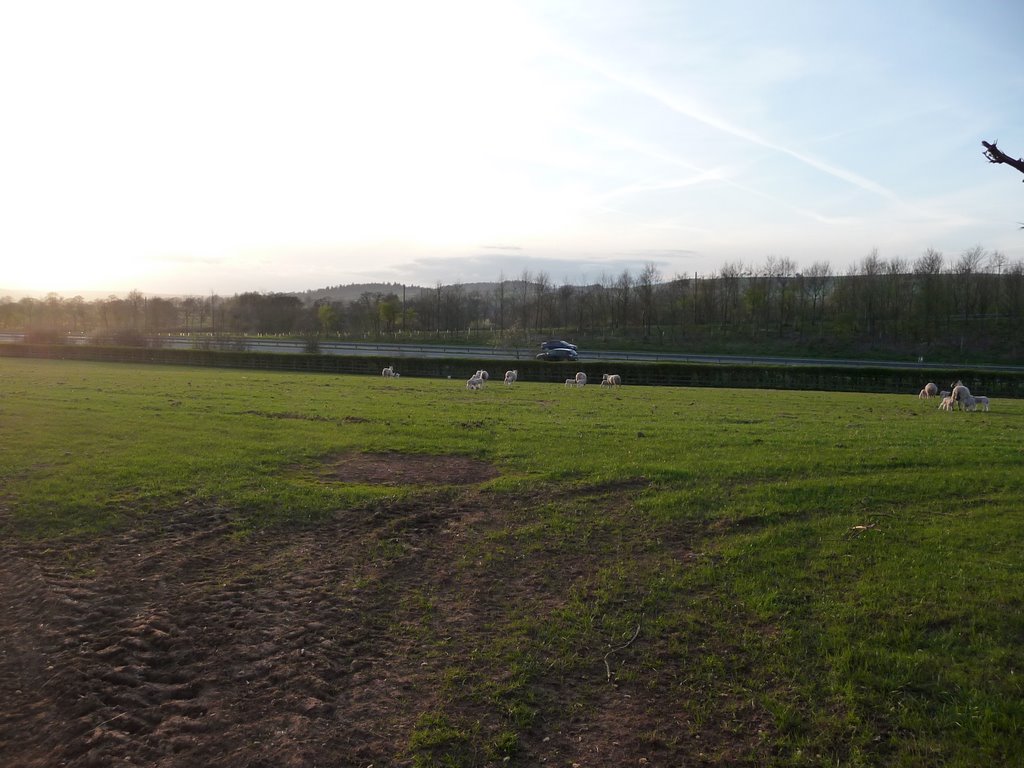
xmin=534 ymin=271 xmax=551 ymax=331
xmin=804 ymin=261 xmax=832 ymax=332
xmin=495 ymin=271 xmax=506 ymax=332
xmin=636 ymin=263 xmax=661 ymax=336
xmin=615 ymin=269 xmax=633 ymax=329
xmin=718 ymin=261 xmax=745 ymax=328
xmin=955 ymin=245 xmax=986 ymax=319
xmin=857 ymin=250 xmax=885 ymax=338
xmin=518 ymin=270 xmax=532 ymax=331
xmin=911 ymin=249 xmax=946 ymax=341
xmin=556 ymin=281 xmax=575 ymax=330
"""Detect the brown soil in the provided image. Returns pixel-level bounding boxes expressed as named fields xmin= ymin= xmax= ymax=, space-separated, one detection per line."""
xmin=319 ymin=451 xmax=501 ymax=486
xmin=0 ymin=457 xmax=776 ymax=767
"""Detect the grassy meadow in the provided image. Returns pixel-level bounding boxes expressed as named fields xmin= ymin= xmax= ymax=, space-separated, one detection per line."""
xmin=1 ymin=357 xmax=1022 ymax=765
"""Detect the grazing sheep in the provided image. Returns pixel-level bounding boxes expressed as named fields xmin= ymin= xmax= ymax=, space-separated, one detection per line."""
xmin=951 ymin=381 xmax=972 ymax=411
xmin=575 ymin=372 xmax=587 ymax=387
xmin=504 ymin=369 xmax=518 ymax=385
xmin=938 ymin=390 xmax=950 ymax=399
xmin=601 ymin=373 xmax=622 ymax=387
xmin=467 ymin=375 xmax=484 ymax=391
xmin=974 ymin=395 xmax=990 ymax=412
xmin=565 ymin=378 xmax=577 ymax=388
xmin=921 ymin=382 xmax=938 ymax=397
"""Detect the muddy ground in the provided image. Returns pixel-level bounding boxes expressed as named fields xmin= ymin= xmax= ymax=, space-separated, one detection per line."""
xmin=0 ymin=453 xmax=773 ymax=767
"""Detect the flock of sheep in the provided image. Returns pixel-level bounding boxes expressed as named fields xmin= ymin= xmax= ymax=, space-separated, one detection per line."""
xmin=381 ymin=365 xmax=623 ymax=390
xmin=467 ymin=369 xmax=622 ymax=390
xmin=387 ymin=365 xmax=992 ymax=410
xmin=919 ymin=380 xmax=991 ymax=412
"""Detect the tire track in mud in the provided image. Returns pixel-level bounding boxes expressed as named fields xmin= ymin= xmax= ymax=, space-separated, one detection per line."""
xmin=1 ymin=481 xmax=749 ymax=766
xmin=0 ymin=492 xmax=496 ymax=767
xmin=1 ymin=505 xmax=239 ymax=766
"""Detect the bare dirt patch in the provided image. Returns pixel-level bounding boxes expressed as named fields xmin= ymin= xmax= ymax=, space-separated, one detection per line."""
xmin=0 ymin=485 xmax=779 ymax=767
xmin=319 ymin=451 xmax=500 ymax=486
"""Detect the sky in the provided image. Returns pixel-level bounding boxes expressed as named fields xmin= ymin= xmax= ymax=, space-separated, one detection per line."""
xmin=2 ymin=0 xmax=1023 ymax=297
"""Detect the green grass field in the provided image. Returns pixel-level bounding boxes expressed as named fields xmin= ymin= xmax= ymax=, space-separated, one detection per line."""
xmin=1 ymin=357 xmax=1022 ymax=766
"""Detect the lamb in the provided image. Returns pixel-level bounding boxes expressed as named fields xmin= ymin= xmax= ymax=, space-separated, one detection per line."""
xmin=601 ymin=373 xmax=622 ymax=388
xmin=974 ymin=395 xmax=990 ymax=412
xmin=467 ymin=375 xmax=484 ymax=391
xmin=938 ymin=390 xmax=950 ymax=399
xmin=504 ymin=369 xmax=518 ymax=385
xmin=381 ymin=366 xmax=396 ymax=377
xmin=575 ymin=372 xmax=587 ymax=387
xmin=938 ymin=396 xmax=954 ymax=411
xmin=565 ymin=378 xmax=577 ymax=388
xmin=476 ymin=370 xmax=490 ymax=383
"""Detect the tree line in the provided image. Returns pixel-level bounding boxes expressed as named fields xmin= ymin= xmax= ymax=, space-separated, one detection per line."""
xmin=4 ymin=246 xmax=1023 ymax=362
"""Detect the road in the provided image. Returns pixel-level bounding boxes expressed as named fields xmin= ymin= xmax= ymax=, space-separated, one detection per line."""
xmin=3 ymin=333 xmax=1021 ymax=372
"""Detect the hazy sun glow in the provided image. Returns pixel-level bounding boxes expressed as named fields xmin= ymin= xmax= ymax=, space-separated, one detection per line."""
xmin=1 ymin=0 xmax=1022 ymax=294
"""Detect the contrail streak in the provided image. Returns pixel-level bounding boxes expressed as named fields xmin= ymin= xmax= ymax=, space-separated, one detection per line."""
xmin=555 ymin=41 xmax=904 ymax=204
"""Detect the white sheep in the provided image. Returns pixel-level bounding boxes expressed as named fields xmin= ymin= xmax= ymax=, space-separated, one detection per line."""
xmin=565 ymin=378 xmax=577 ymax=388
xmin=919 ymin=382 xmax=938 ymax=398
xmin=381 ymin=366 xmax=395 ymax=377
xmin=974 ymin=395 xmax=990 ymax=412
xmin=504 ymin=369 xmax=518 ymax=385
xmin=601 ymin=373 xmax=622 ymax=388
xmin=938 ymin=396 xmax=954 ymax=412
xmin=575 ymin=372 xmax=587 ymax=388
xmin=951 ymin=382 xmax=972 ymax=411
xmin=467 ymin=375 xmax=484 ymax=391
xmin=476 ymin=370 xmax=490 ymax=383
xmin=938 ymin=390 xmax=950 ymax=399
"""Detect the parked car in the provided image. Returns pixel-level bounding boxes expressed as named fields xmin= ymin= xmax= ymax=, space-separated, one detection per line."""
xmin=540 ymin=339 xmax=578 ymax=351
xmin=536 ymin=347 xmax=579 ymax=361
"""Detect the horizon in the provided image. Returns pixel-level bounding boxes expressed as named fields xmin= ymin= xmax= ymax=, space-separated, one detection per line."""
xmin=2 ymin=1 xmax=1023 ymax=296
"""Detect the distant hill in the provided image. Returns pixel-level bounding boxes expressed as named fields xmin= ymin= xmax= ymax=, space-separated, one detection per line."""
xmin=291 ymin=282 xmax=428 ymax=304
xmin=291 ymin=280 xmax=542 ymax=305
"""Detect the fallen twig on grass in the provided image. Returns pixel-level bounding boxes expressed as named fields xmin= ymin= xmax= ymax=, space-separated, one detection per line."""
xmin=604 ymin=614 xmax=643 ymax=682
xmin=845 ymin=523 xmax=878 ymax=539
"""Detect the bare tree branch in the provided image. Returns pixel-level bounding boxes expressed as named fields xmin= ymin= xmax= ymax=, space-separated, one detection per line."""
xmin=982 ymin=140 xmax=1024 ymax=180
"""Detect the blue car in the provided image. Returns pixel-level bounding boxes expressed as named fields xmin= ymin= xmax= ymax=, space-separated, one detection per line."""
xmin=540 ymin=339 xmax=578 ymax=351
xmin=536 ymin=347 xmax=579 ymax=361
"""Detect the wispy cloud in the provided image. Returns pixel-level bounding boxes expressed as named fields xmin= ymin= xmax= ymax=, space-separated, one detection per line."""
xmin=551 ymin=39 xmax=906 ymax=205
xmin=573 ymin=121 xmax=851 ymax=226
xmin=595 ymin=171 xmax=728 ymax=204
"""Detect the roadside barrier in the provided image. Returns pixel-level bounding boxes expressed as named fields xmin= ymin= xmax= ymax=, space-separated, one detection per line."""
xmin=3 ymin=342 xmax=1022 ymax=397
